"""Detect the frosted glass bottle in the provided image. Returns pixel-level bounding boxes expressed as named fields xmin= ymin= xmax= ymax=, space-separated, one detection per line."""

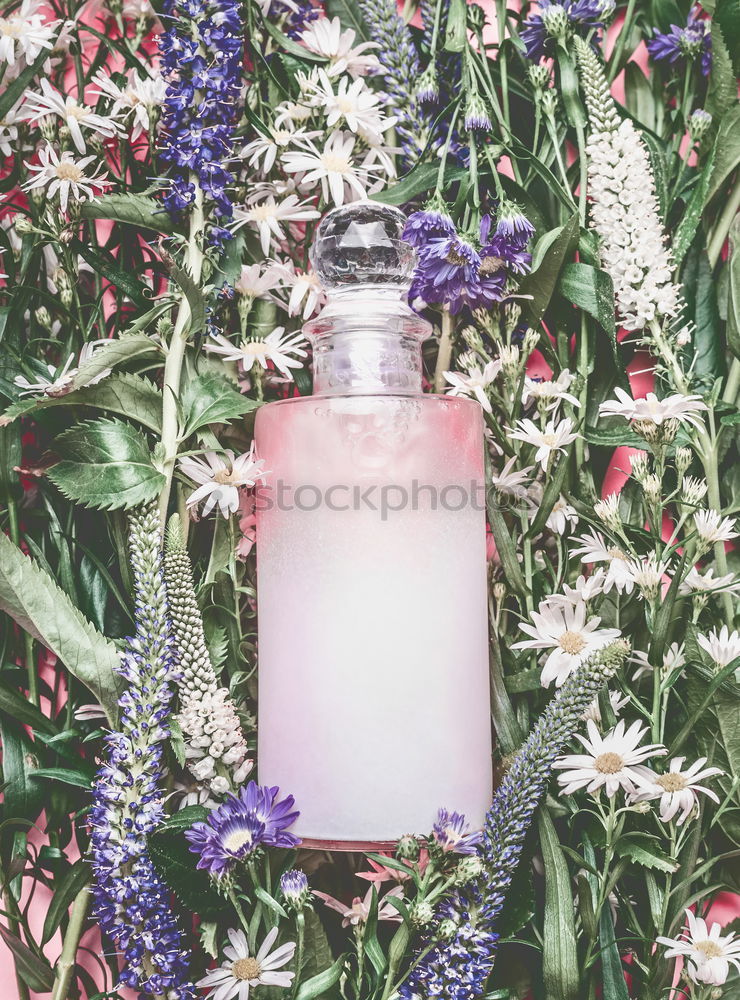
xmin=255 ymin=203 xmax=492 ymax=848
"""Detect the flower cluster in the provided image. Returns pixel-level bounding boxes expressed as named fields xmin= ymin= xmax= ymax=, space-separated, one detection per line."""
xmin=521 ymin=0 xmax=611 ymax=62
xmin=88 ymin=503 xmax=195 ymax=999
xmin=158 ymin=0 xmax=243 ymax=247
xmin=647 ymin=6 xmax=712 ymax=76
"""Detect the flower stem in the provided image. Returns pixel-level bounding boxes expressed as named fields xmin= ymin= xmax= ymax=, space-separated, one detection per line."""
xmin=51 ymin=884 xmax=91 ymax=1000
xmin=706 ymin=184 xmax=740 ymax=268
xmin=433 ymin=311 xmax=454 ymax=392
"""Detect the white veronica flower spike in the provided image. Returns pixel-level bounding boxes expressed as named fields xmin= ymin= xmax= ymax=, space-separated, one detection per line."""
xmin=299 ymin=17 xmax=380 ymax=78
xmin=20 ymin=79 xmax=121 ymax=153
xmin=23 ymin=144 xmax=110 ymax=213
xmin=197 ymin=926 xmax=296 ymax=999
xmin=631 ymin=756 xmax=723 ymax=825
xmin=598 ymin=387 xmax=707 ymax=430
xmin=508 ymin=417 xmax=579 ymax=470
xmin=657 ymin=909 xmax=740 ymax=986
xmin=444 ymin=360 xmax=502 ymax=413
xmin=179 ymin=448 xmax=266 ymax=519
xmin=554 ymin=719 xmax=666 ymax=798
xmin=204 ymin=326 xmax=307 ymax=381
xmin=697 ymin=626 xmax=740 ymax=669
xmin=513 ymin=599 xmax=621 ymax=688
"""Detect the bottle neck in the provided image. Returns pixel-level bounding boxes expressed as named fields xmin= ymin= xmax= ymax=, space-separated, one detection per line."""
xmin=304 ymin=285 xmax=431 ymax=397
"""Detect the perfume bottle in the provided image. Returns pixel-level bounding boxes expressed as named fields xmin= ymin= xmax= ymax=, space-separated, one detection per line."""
xmin=255 ymin=202 xmax=492 ymax=849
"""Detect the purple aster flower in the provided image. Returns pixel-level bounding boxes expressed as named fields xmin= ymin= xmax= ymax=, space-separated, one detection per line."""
xmin=521 ymin=0 xmax=607 ymax=62
xmin=403 ymin=203 xmax=456 ymax=248
xmin=185 ymin=781 xmax=300 ymax=875
xmin=479 ymin=209 xmax=534 ymax=278
xmin=280 ymin=869 xmax=310 ymax=909
xmin=432 ymin=809 xmax=483 ymax=855
xmin=410 ymin=234 xmax=481 ymax=314
xmin=647 ymin=7 xmax=712 ymax=76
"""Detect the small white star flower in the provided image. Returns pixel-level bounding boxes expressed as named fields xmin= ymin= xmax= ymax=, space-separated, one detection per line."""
xmin=281 ymin=130 xmax=387 ymax=207
xmin=546 ymin=495 xmax=578 ymax=535
xmin=572 ymin=529 xmax=636 ymax=594
xmin=270 ymin=258 xmax=325 ymax=319
xmin=631 ymin=757 xmax=723 ymax=825
xmin=179 ymin=448 xmax=266 ymax=519
xmin=444 ymin=360 xmax=502 ymax=413
xmin=234 ymin=193 xmax=320 ymax=256
xmin=489 ymin=455 xmax=533 ymax=497
xmin=240 ymin=124 xmax=320 ymax=174
xmin=0 ymin=0 xmax=58 ymax=67
xmin=599 ymin=387 xmax=707 ymax=430
xmin=693 ymin=509 xmax=739 ymax=546
xmin=0 ymin=101 xmax=21 ymax=156
xmin=23 ymin=143 xmax=110 ymax=213
xmin=593 ymin=493 xmax=621 ymax=531
xmin=697 ymin=625 xmax=740 ymax=669
xmin=582 ymin=689 xmax=630 ymax=724
xmin=631 ymin=642 xmax=685 ymax=681
xmin=14 ymin=353 xmax=76 ymax=397
xmin=625 ymin=553 xmax=671 ymax=601
xmin=232 ymin=262 xmax=282 ymax=300
xmin=299 ymin=16 xmax=381 ymax=78
xmin=546 ymin=569 xmax=608 ymax=608
xmin=508 ymin=417 xmax=579 ymax=470
xmin=204 ymin=326 xmax=308 ymax=381
xmin=197 ymin=926 xmax=296 ymax=999
xmin=657 ymin=909 xmax=740 ymax=986
xmin=554 ymin=719 xmax=666 ymax=798
xmin=305 ymin=70 xmax=390 ymax=143
xmin=679 ymin=567 xmax=740 ymax=596
xmin=513 ymin=599 xmax=621 ymax=688
xmin=20 ymin=78 xmax=121 ymax=153
xmin=522 ymin=368 xmax=580 ymax=411
xmin=91 ymin=68 xmax=166 ymax=141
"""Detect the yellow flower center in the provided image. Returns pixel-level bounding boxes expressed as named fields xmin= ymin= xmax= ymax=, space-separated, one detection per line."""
xmin=250 ymin=203 xmax=276 ymax=221
xmin=321 ymin=152 xmax=351 ymax=173
xmin=213 ymin=468 xmax=238 ymax=486
xmin=55 ymin=162 xmax=83 ymax=181
xmin=656 ymin=773 xmax=688 ymax=793
xmin=231 ymin=957 xmax=262 ymax=981
xmin=559 ymin=631 xmax=586 ymax=655
xmin=0 ymin=20 xmax=21 ymax=38
xmin=541 ymin=433 xmax=558 ymax=447
xmin=695 ymin=940 xmax=724 ymax=960
xmin=594 ymin=752 xmax=624 ymax=774
xmin=222 ymin=828 xmax=255 ymax=852
xmin=607 ymin=546 xmax=627 ymax=560
xmin=480 ymin=255 xmax=504 ymax=275
xmin=66 ymin=104 xmax=89 ymax=121
xmin=336 ymin=96 xmax=356 ymax=113
xmin=445 ymin=247 xmax=468 ymax=266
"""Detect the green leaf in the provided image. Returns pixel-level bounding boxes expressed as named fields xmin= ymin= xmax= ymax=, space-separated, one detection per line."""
xmin=727 ymin=216 xmax=740 ymax=360
xmin=159 ymin=805 xmax=209 ymax=832
xmin=557 ymin=262 xmax=617 ymax=350
xmin=715 ymin=0 xmax=740 ymax=74
xmin=42 ymin=861 xmax=90 ymax=945
xmin=682 ymin=246 xmax=725 ymax=393
xmin=599 ymin=905 xmax=630 ymax=1000
xmin=444 ymin=0 xmax=467 ymax=50
xmin=0 ymin=46 xmax=53 ymax=121
xmin=641 ymin=130 xmax=670 ymax=220
xmin=301 ymin=908 xmax=335 ymax=980
xmin=624 ymin=63 xmax=657 ymax=132
xmin=295 ymin=953 xmax=345 ymax=1000
xmin=148 ymin=829 xmax=224 ymax=919
xmin=707 ymin=21 xmax=737 ymax=118
xmin=0 ymin=718 xmax=43 ymax=823
xmin=48 ymin=418 xmax=165 ymax=511
xmin=262 ymin=16 xmax=327 ymax=61
xmin=169 ymin=261 xmax=207 ymax=338
xmin=324 ymin=0 xmax=368 ymax=39
xmin=0 ymin=534 xmax=122 ymax=723
xmin=72 ymin=333 xmax=161 ymax=391
xmin=181 ymin=372 xmax=260 ymax=437
xmin=615 ymin=838 xmax=679 ymax=873
xmin=706 ymin=106 xmax=740 ymax=204
xmin=538 ymin=809 xmax=579 ymax=1000
xmin=79 ymin=193 xmax=176 ymax=235
xmin=30 ymin=767 xmax=93 ymax=789
xmin=0 ymin=679 xmax=57 ymax=736
xmin=373 ymin=163 xmax=467 ymax=207
xmin=519 ymin=214 xmax=580 ymax=327
xmin=673 ymin=141 xmax=717 ymax=266
xmin=72 ymin=239 xmax=152 ymax=309
xmin=2 ymin=373 xmax=163 ymax=433
xmin=0 ymin=924 xmax=55 ymax=993
xmin=557 ymin=49 xmax=587 ymax=129
xmin=486 ymin=454 xmax=528 ymax=600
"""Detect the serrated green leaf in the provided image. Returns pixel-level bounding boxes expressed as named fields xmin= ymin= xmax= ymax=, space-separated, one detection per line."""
xmin=2 ymin=372 xmax=162 ymax=432
xmin=727 ymin=215 xmax=740 ymax=360
xmin=641 ymin=130 xmax=669 ymax=220
xmin=557 ymin=261 xmax=617 ymax=353
xmin=706 ymin=105 xmax=740 ymax=204
xmin=715 ymin=0 xmax=740 ymax=74
xmin=148 ymin=829 xmax=224 ymax=920
xmin=48 ymin=418 xmax=165 ymax=511
xmin=300 ymin=907 xmax=335 ymax=981
xmin=169 ymin=261 xmax=207 ymax=338
xmin=707 ymin=21 xmax=737 ymax=118
xmin=673 ymin=144 xmax=717 ymax=266
xmin=181 ymin=372 xmax=260 ymax=437
xmin=0 ymin=534 xmax=122 ymax=723
xmin=79 ymin=193 xmax=176 ymax=234
xmin=72 ymin=333 xmax=161 ymax=391
xmin=519 ymin=214 xmax=580 ymax=327
xmin=615 ymin=838 xmax=679 ymax=873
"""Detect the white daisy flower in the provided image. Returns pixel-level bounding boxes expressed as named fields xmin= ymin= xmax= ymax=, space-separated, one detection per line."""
xmin=197 ymin=926 xmax=296 ymax=999
xmin=522 ymin=369 xmax=580 ymax=411
xmin=0 ymin=102 xmax=21 ymax=157
xmin=179 ymin=448 xmax=266 ymax=519
xmin=91 ymin=68 xmax=166 ymax=141
xmin=626 ymin=553 xmax=671 ymax=601
xmin=680 ymin=475 xmax=708 ymax=507
xmin=240 ymin=124 xmax=320 ymax=174
xmin=270 ymin=258 xmax=325 ymax=319
xmin=20 ymin=79 xmax=121 ymax=153
xmin=273 ymin=100 xmax=315 ymax=128
xmin=0 ymin=0 xmax=58 ymax=67
xmin=490 ymin=455 xmax=533 ymax=498
xmin=554 ymin=719 xmax=666 ymax=798
xmin=281 ymin=131 xmax=385 ymax=208
xmin=14 ymin=353 xmax=76 ymax=397
xmin=444 ymin=360 xmax=502 ymax=413
xmin=513 ymin=599 xmax=621 ymax=688
xmin=697 ymin=626 xmax=740 ymax=669
xmin=631 ymin=642 xmax=685 ymax=681
xmin=232 ymin=262 xmax=282 ymax=300
xmin=299 ymin=16 xmax=381 ymax=78
xmin=204 ymin=326 xmax=308 ymax=381
xmin=546 ymin=569 xmax=608 ymax=607
xmin=234 ymin=193 xmax=320 ymax=256
xmin=657 ymin=909 xmax=740 ymax=986
xmin=546 ymin=495 xmax=578 ymax=534
xmin=571 ymin=529 xmax=636 ymax=594
xmin=23 ymin=143 xmax=110 ymax=213
xmin=508 ymin=417 xmax=579 ymax=470
xmin=679 ymin=567 xmax=740 ymax=596
xmin=598 ymin=387 xmax=707 ymax=431
xmin=693 ymin=509 xmax=739 ymax=547
xmin=306 ymin=70 xmax=389 ymax=143
xmin=631 ymin=756 xmax=723 ymax=825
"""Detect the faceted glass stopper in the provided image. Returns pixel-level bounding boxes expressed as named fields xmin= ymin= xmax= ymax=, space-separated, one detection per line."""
xmin=310 ymin=202 xmax=416 ymax=290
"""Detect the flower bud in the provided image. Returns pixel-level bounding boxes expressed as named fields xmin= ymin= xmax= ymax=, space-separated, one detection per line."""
xmin=14 ymin=215 xmax=35 ymax=235
xmin=642 ymin=474 xmax=662 ymax=505
xmin=416 ymin=64 xmax=439 ymax=104
xmin=396 ymin=833 xmax=420 ymax=861
xmin=689 ymin=109 xmax=712 ymax=143
xmin=630 ymin=452 xmax=649 ymax=484
xmin=438 ymin=918 xmax=458 ymax=941
xmin=35 ymin=306 xmax=52 ymax=330
xmin=681 ymin=475 xmax=708 ymax=507
xmin=542 ymin=3 xmax=569 ymax=39
xmin=464 ymin=92 xmax=492 ymax=133
xmin=454 ymin=855 xmax=483 ymax=884
xmin=541 ymin=90 xmax=558 ymax=117
xmin=674 ymin=447 xmax=692 ymax=477
xmin=528 ymin=64 xmax=551 ymax=92
xmin=409 ymin=900 xmax=435 ymax=927
xmin=280 ymin=869 xmax=310 ymax=911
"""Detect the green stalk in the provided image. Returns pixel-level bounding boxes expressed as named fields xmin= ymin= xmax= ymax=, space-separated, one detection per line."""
xmin=433 ymin=311 xmax=455 ymax=392
xmin=6 ymin=498 xmax=37 ymax=705
xmin=706 ymin=182 xmax=740 ymax=268
xmin=607 ymin=0 xmax=637 ymax=82
xmin=290 ymin=912 xmax=305 ymax=1000
xmin=51 ymin=885 xmax=91 ymax=1000
xmin=158 ymin=186 xmax=205 ymax=532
